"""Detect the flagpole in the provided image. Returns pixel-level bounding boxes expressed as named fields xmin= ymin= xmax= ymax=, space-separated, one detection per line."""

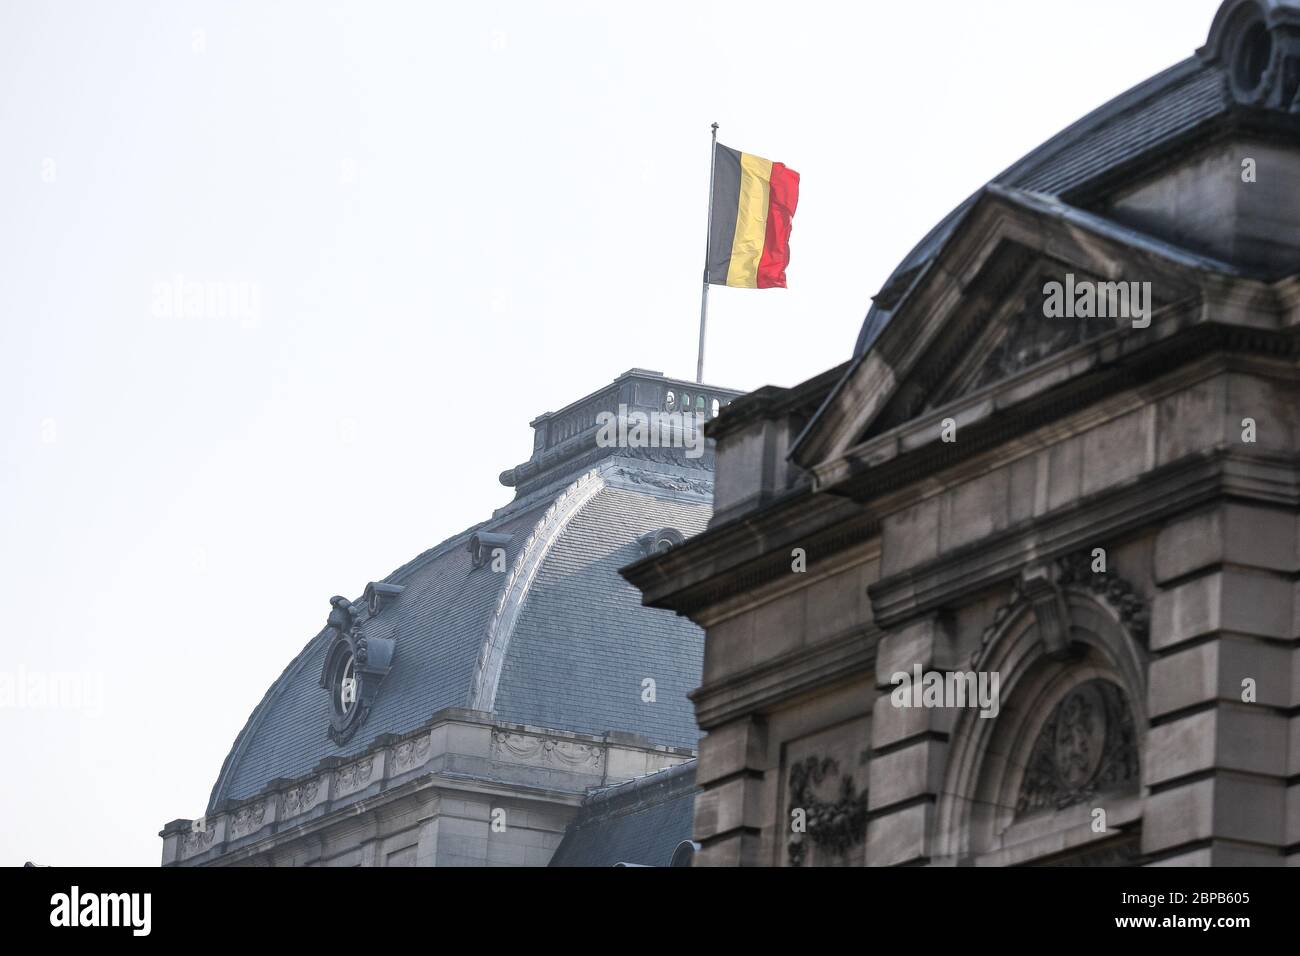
xmin=696 ymin=122 xmax=718 ymax=385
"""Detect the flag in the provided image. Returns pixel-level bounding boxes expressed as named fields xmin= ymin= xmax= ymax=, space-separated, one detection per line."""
xmin=707 ymin=143 xmax=800 ymax=289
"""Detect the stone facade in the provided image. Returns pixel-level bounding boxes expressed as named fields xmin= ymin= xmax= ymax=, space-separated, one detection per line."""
xmin=623 ymin=1 xmax=1300 ymax=867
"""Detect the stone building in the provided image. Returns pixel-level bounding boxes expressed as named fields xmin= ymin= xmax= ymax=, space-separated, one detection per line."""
xmin=160 ymin=369 xmax=738 ymax=866
xmin=624 ymin=0 xmax=1300 ymax=866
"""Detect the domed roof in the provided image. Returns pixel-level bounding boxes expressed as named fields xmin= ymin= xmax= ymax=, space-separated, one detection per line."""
xmin=208 ymin=371 xmax=739 ymax=811
xmin=854 ymin=0 xmax=1300 ymax=357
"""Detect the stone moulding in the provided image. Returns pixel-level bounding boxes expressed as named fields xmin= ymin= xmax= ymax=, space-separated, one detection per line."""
xmin=935 ymin=560 xmax=1149 ymax=863
xmin=469 ymin=468 xmax=607 ymax=712
xmin=165 ymin=710 xmax=696 ymax=865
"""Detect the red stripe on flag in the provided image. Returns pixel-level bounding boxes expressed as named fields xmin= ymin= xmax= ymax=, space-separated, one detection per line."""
xmin=756 ymin=162 xmax=800 ymax=289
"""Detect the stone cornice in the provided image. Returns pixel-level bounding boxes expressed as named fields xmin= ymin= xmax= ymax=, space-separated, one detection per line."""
xmin=821 ymin=322 xmax=1299 ymax=504
xmin=624 ymin=320 xmax=1300 ymax=619
xmin=621 ymin=491 xmax=879 ymax=619
xmin=691 ymin=625 xmax=879 ymax=731
xmin=869 ymin=448 xmax=1300 ymax=630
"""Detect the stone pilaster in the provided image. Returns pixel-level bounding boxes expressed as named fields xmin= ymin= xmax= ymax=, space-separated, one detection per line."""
xmin=1143 ymin=503 xmax=1297 ymax=865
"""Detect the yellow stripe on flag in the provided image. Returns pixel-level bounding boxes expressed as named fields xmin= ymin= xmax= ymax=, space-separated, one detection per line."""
xmin=726 ymin=153 xmax=773 ymax=289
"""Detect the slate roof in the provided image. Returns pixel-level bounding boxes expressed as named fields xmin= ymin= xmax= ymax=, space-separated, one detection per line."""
xmin=854 ymin=47 xmax=1235 ymax=357
xmin=207 ymin=370 xmax=740 ymax=811
xmin=548 ymin=760 xmax=699 ymax=867
xmin=494 ymin=486 xmax=709 ymax=746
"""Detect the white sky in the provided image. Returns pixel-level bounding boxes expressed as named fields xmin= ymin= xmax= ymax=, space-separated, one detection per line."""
xmin=0 ymin=0 xmax=1222 ymax=865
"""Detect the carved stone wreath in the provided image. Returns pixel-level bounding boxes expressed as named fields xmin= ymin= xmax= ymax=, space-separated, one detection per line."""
xmin=1015 ymin=678 xmax=1139 ymax=816
xmin=786 ymin=756 xmax=868 ymax=867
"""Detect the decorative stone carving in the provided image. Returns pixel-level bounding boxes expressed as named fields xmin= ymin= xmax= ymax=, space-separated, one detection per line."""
xmin=490 ymin=730 xmax=604 ymax=769
xmin=1055 ymin=552 xmax=1149 ymax=643
xmin=1016 ymin=679 xmax=1139 ymax=816
xmin=1019 ymin=562 xmax=1072 ymax=658
xmin=318 ymin=595 xmax=396 ymax=745
xmin=968 ymin=279 xmax=1122 ymax=395
xmin=229 ymin=801 xmax=267 ymax=839
xmin=335 ymin=757 xmax=374 ymax=795
xmin=1216 ymin=1 xmax=1300 ymax=111
xmin=611 ymin=466 xmax=713 ymax=496
xmin=785 ymin=756 xmax=868 ymax=867
xmin=970 ymin=550 xmax=1149 ymax=667
xmin=282 ymin=779 xmax=319 ymax=817
xmin=182 ymin=824 xmax=217 ymax=855
xmin=390 ymin=734 xmax=431 ymax=774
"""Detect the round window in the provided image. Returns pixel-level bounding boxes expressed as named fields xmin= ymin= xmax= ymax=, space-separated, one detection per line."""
xmin=336 ymin=652 xmax=357 ymax=716
xmin=1233 ymin=19 xmax=1272 ymax=94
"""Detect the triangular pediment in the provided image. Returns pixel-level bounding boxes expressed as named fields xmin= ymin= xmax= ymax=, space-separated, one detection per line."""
xmin=792 ymin=186 xmax=1242 ymax=474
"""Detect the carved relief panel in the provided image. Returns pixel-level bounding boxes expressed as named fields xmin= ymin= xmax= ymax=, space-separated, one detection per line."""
xmin=779 ymin=718 xmax=870 ymax=867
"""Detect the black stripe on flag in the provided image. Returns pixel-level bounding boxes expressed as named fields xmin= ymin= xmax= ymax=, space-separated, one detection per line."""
xmin=707 ymin=143 xmax=742 ymax=285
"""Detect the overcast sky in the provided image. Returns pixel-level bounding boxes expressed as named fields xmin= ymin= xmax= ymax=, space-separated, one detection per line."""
xmin=0 ymin=0 xmax=1222 ymax=865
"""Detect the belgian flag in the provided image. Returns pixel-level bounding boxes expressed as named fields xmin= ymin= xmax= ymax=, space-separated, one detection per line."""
xmin=707 ymin=143 xmax=800 ymax=289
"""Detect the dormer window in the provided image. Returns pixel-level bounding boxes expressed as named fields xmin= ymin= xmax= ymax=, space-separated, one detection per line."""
xmin=469 ymin=531 xmax=513 ymax=569
xmin=638 ymin=527 xmax=686 ymax=557
xmin=318 ymin=594 xmax=395 ymax=745
xmin=364 ymin=581 xmax=404 ymax=616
